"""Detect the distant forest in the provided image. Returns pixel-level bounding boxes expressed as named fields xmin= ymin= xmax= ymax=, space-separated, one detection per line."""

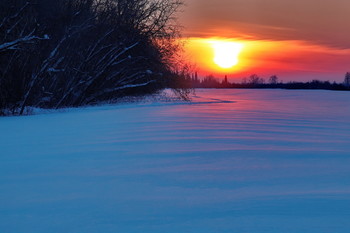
xmin=0 ymin=0 xmax=185 ymax=115
xmin=178 ymin=72 xmax=350 ymax=91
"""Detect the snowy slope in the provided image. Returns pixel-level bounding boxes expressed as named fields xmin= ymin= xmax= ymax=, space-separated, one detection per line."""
xmin=1 ymin=89 xmax=350 ymax=233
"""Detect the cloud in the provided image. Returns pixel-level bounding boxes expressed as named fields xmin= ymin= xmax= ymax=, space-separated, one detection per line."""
xmin=182 ymin=37 xmax=350 ymax=81
xmin=180 ymin=0 xmax=350 ymax=48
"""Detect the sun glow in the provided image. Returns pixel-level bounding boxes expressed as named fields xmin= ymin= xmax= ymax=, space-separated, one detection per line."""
xmin=180 ymin=37 xmax=251 ymax=76
xmin=181 ymin=37 xmax=349 ymax=82
xmin=211 ymin=41 xmax=244 ymax=69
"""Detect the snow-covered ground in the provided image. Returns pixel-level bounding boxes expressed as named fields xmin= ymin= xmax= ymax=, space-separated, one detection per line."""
xmin=1 ymin=89 xmax=350 ymax=233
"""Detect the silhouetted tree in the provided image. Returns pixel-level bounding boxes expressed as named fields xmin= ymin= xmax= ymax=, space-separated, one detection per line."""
xmin=248 ymin=74 xmax=264 ymax=85
xmin=268 ymin=75 xmax=278 ymax=85
xmin=344 ymin=72 xmax=350 ymax=87
xmin=202 ymin=74 xmax=219 ymax=87
xmin=189 ymin=71 xmax=200 ymax=87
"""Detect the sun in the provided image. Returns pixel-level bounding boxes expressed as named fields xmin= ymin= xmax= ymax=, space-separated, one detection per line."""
xmin=211 ymin=41 xmax=244 ymax=69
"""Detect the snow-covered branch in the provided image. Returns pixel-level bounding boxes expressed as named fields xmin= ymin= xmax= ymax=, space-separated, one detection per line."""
xmin=85 ymin=79 xmax=156 ymax=104
xmin=0 ymin=35 xmax=49 ymax=52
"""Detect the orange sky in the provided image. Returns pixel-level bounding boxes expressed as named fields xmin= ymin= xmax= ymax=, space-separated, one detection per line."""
xmin=177 ymin=0 xmax=350 ymax=82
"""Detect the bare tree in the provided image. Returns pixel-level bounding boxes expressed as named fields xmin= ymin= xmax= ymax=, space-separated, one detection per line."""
xmin=248 ymin=74 xmax=264 ymax=85
xmin=268 ymin=75 xmax=278 ymax=85
xmin=0 ymin=0 xmax=184 ymax=115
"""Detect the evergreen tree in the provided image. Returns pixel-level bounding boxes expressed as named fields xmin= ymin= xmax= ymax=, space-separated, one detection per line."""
xmin=344 ymin=72 xmax=350 ymax=87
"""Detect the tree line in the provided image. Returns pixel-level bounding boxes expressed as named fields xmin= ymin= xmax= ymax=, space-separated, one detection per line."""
xmin=0 ymin=0 xmax=184 ymax=115
xmin=180 ymin=72 xmax=350 ymax=90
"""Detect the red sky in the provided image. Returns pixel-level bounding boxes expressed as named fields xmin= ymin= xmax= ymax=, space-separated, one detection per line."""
xmin=178 ymin=0 xmax=350 ymax=82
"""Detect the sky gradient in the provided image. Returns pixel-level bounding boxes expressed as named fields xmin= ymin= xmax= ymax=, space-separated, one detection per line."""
xmin=178 ymin=0 xmax=350 ymax=82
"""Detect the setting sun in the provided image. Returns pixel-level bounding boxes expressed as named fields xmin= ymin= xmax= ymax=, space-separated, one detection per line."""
xmin=180 ymin=37 xmax=249 ymax=76
xmin=211 ymin=41 xmax=243 ymax=69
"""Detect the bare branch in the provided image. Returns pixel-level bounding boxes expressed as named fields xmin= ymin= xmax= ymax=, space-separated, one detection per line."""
xmin=85 ymin=79 xmax=156 ymax=104
xmin=0 ymin=35 xmax=49 ymax=53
